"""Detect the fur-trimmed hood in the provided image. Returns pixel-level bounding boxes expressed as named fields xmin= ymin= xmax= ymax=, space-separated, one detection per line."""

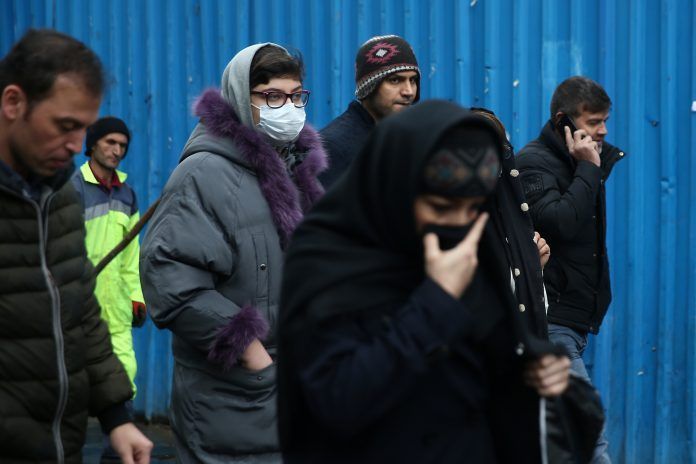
xmin=185 ymin=88 xmax=327 ymax=248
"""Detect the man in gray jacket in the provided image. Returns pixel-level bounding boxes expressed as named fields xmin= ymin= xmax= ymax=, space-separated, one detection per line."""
xmin=140 ymin=43 xmax=326 ymax=463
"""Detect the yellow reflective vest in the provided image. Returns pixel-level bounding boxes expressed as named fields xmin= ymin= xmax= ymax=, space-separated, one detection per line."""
xmin=71 ymin=162 xmax=143 ymax=393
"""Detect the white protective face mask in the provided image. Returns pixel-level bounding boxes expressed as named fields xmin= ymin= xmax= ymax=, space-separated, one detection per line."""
xmin=252 ymin=103 xmax=306 ymax=143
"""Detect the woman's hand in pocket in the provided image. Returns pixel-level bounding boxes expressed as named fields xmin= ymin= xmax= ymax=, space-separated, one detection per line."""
xmin=240 ymin=339 xmax=273 ymax=371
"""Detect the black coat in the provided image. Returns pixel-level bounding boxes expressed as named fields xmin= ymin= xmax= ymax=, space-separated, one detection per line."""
xmin=0 ymin=164 xmax=133 ymax=463
xmin=278 ymin=101 xmax=559 ymax=463
xmin=318 ymin=100 xmax=375 ymax=188
xmin=516 ymin=121 xmax=625 ymax=334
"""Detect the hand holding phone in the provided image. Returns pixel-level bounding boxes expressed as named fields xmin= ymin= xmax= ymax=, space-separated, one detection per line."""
xmin=556 ymin=114 xmax=578 ymax=136
xmin=556 ymin=114 xmax=600 ymax=167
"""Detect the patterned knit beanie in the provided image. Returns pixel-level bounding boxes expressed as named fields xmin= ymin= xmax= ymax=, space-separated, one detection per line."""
xmin=354 ymin=35 xmax=420 ymax=102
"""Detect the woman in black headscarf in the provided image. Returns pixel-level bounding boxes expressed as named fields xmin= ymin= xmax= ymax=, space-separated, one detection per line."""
xmin=277 ymin=100 xmax=570 ymax=463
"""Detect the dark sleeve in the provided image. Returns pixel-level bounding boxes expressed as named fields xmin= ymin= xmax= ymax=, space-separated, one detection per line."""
xmin=80 ymin=261 xmax=134 ymax=420
xmin=293 ymin=278 xmax=473 ymax=437
xmin=317 ymin=131 xmax=346 ymax=188
xmin=97 ymin=402 xmax=133 ymax=434
xmin=518 ymin=154 xmax=602 ymax=241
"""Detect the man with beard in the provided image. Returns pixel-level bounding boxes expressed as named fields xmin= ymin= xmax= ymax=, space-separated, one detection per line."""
xmin=71 ymin=116 xmax=148 ymax=462
xmin=319 ymin=34 xmax=420 ymax=188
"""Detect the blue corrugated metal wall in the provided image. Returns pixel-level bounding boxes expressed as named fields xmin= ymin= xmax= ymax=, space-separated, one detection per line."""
xmin=1 ymin=1 xmax=694 ymax=461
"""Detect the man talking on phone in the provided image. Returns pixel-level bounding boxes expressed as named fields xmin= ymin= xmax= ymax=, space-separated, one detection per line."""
xmin=516 ymin=76 xmax=625 ymax=463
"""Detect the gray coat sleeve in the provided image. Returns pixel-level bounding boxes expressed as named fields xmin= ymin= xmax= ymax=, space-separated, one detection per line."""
xmin=140 ymin=156 xmax=243 ymax=353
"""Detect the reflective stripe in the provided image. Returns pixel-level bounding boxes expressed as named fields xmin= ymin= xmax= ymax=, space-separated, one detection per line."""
xmin=109 ymin=198 xmax=133 ymax=216
xmin=84 ymin=199 xmax=131 ymax=221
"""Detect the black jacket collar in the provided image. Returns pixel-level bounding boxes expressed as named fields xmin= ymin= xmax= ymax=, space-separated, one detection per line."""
xmin=347 ymin=100 xmax=376 ymax=128
xmin=0 ymin=157 xmax=74 ymax=201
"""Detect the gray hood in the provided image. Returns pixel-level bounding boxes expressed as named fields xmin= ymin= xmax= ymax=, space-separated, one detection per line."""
xmin=220 ymin=42 xmax=290 ymax=129
xmin=179 ymin=123 xmax=248 ymax=167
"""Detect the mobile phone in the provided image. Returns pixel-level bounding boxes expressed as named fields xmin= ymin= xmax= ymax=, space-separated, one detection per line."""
xmin=555 ymin=114 xmax=578 ymax=137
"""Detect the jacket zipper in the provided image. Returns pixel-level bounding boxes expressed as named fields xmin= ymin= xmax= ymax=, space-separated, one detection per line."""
xmin=33 ymin=193 xmax=68 ymax=464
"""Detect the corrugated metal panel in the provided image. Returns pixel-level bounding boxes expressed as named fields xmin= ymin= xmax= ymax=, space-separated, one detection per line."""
xmin=1 ymin=1 xmax=694 ymax=461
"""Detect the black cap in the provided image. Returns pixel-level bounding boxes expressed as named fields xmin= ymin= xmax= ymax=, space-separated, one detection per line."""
xmin=85 ymin=116 xmax=130 ymax=157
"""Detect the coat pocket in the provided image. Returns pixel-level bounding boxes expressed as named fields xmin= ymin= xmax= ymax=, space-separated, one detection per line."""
xmin=180 ymin=363 xmax=279 ymax=456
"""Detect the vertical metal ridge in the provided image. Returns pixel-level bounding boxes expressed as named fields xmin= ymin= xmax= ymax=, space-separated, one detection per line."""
xmin=655 ymin=0 xmax=682 ymax=461
xmin=2 ymin=3 xmax=695 ymax=460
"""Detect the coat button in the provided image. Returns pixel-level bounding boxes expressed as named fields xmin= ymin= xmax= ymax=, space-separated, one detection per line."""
xmin=520 ymin=202 xmax=529 ymax=212
xmin=619 ymin=151 xmax=624 ymax=157
xmin=259 ymin=263 xmax=267 ymax=271
xmin=518 ymin=304 xmax=526 ymax=312
xmin=257 ymin=376 xmax=263 ymax=381
xmin=514 ymin=268 xmax=521 ymax=277
xmin=515 ymin=343 xmax=525 ymax=356
xmin=510 ymin=169 xmax=519 ymax=177
xmin=593 ymin=253 xmax=597 ymax=258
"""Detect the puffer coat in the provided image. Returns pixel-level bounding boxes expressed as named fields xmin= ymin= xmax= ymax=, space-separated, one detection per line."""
xmin=0 ymin=164 xmax=133 ymax=464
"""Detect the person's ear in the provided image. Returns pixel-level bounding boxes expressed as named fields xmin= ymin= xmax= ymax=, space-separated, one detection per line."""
xmin=1 ymin=85 xmax=28 ymax=121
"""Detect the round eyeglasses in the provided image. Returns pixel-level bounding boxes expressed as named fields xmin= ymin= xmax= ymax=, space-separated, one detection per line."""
xmin=250 ymin=90 xmax=311 ymax=109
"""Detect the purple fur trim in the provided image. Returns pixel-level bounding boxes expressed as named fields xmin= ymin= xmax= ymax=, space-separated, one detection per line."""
xmin=193 ymin=89 xmax=328 ymax=248
xmin=208 ymin=305 xmax=269 ymax=370
xmin=295 ymin=126 xmax=328 ymax=212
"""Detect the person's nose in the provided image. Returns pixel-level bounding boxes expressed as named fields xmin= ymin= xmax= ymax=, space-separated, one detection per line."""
xmin=597 ymin=121 xmax=608 ymax=137
xmin=401 ymin=80 xmax=415 ymax=97
xmin=65 ymin=129 xmax=86 ymax=155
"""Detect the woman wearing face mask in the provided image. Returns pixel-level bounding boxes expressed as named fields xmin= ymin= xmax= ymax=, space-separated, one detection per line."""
xmin=276 ymin=101 xmax=570 ymax=463
xmin=140 ymin=43 xmax=326 ymax=463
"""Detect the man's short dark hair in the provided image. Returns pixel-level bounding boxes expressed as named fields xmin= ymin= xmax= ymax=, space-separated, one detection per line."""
xmin=0 ymin=29 xmax=105 ymax=108
xmin=249 ymin=45 xmax=304 ymax=89
xmin=550 ymin=76 xmax=611 ymax=118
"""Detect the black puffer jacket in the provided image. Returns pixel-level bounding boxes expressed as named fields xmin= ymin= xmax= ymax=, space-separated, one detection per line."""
xmin=516 ymin=121 xmax=625 ymax=334
xmin=0 ymin=164 xmax=133 ymax=464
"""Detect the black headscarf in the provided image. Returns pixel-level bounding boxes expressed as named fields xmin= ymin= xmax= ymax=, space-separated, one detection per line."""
xmin=278 ymin=100 xmax=557 ymax=454
xmin=279 ymin=100 xmax=509 ymax=330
